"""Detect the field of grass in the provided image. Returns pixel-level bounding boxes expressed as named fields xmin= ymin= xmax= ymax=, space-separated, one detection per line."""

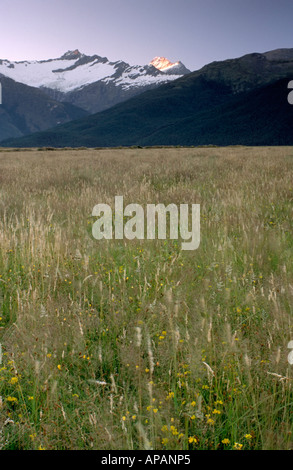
xmin=0 ymin=146 xmax=293 ymax=450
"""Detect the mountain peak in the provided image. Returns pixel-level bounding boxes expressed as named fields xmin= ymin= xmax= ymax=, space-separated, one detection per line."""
xmin=150 ymin=57 xmax=191 ymax=75
xmin=150 ymin=56 xmax=179 ymax=71
xmin=61 ymin=49 xmax=83 ymax=60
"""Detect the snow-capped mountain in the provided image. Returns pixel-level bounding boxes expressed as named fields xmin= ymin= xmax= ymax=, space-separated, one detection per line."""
xmin=150 ymin=56 xmax=178 ymax=71
xmin=150 ymin=57 xmax=191 ymax=75
xmin=0 ymin=50 xmax=191 ymax=113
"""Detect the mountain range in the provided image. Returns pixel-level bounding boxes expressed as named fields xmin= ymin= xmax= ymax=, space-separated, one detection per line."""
xmin=1 ymin=48 xmax=293 ymax=147
xmin=0 ymin=49 xmax=190 ymax=123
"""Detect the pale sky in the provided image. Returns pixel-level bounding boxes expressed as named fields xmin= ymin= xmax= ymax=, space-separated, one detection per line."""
xmin=1 ymin=0 xmax=293 ymax=71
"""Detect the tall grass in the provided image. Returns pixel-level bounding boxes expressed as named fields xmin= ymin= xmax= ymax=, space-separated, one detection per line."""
xmin=0 ymin=146 xmax=292 ymax=450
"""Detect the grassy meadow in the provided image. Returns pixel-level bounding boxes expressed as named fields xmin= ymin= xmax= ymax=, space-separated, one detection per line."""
xmin=0 ymin=146 xmax=293 ymax=450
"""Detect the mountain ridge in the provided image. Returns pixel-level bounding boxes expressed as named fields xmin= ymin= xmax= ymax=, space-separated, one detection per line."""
xmin=0 ymin=74 xmax=89 ymax=142
xmin=0 ymin=50 xmax=190 ymax=114
xmin=1 ymin=47 xmax=293 ymax=147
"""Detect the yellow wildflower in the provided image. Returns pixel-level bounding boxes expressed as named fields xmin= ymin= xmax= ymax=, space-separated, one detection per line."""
xmin=234 ymin=442 xmax=243 ymax=450
xmin=7 ymin=396 xmax=18 ymax=403
xmin=215 ymin=400 xmax=223 ymax=405
xmin=222 ymin=438 xmax=230 ymax=445
xmin=207 ymin=418 xmax=215 ymax=425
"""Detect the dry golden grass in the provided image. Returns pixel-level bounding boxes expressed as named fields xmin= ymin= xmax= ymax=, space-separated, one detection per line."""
xmin=0 ymin=146 xmax=293 ymax=450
